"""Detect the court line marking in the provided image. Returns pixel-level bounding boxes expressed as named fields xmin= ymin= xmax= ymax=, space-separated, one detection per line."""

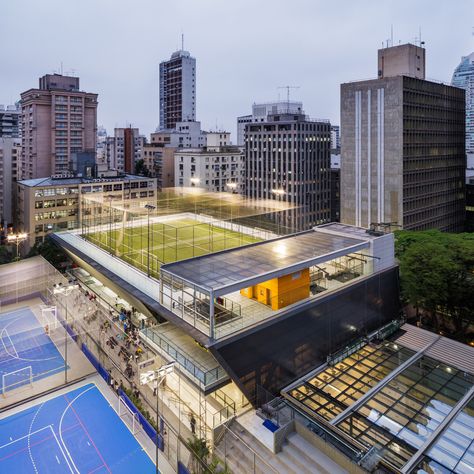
xmin=0 ymin=425 xmax=51 ymax=450
xmin=58 ymin=384 xmax=95 ymax=474
xmin=27 ymin=401 xmax=45 ymax=474
xmin=0 ymin=317 xmax=62 ymax=363
xmin=0 ymin=329 xmax=19 ymax=359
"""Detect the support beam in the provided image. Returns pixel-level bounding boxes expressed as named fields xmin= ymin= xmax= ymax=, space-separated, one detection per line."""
xmin=402 ymin=384 xmax=474 ymax=474
xmin=331 ymin=336 xmax=441 ymax=426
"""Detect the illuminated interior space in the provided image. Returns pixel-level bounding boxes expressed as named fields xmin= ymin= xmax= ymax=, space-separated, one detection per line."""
xmin=282 ymin=324 xmax=474 ymax=473
xmin=159 ymin=223 xmax=392 ymax=340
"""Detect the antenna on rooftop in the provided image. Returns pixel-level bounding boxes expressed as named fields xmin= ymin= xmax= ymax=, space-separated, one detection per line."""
xmin=277 ymin=86 xmax=300 ymax=113
xmin=391 ymin=24 xmax=393 ymax=47
xmin=181 ymin=33 xmax=184 ymax=50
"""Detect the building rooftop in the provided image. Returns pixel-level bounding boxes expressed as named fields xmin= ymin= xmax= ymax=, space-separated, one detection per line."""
xmin=18 ymin=174 xmax=150 ymax=187
xmin=161 ymin=228 xmax=369 ymax=296
xmin=282 ymin=324 xmax=474 ymax=472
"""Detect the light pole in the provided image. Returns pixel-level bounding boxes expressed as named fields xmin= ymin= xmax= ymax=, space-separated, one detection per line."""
xmin=7 ymin=232 xmax=28 ymax=261
xmin=140 ymin=362 xmax=175 ymax=474
xmin=105 ymin=195 xmax=114 ymax=253
xmin=190 ymin=178 xmax=200 ymax=217
xmin=144 ymin=204 xmax=156 ymax=277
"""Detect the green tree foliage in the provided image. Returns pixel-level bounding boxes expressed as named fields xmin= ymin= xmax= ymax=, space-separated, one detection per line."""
xmin=27 ymin=237 xmax=70 ymax=270
xmin=395 ymin=230 xmax=474 ymax=335
xmin=134 ymin=159 xmax=150 ymax=177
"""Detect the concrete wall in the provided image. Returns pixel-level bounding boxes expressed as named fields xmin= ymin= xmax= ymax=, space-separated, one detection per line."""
xmin=341 ymin=77 xmax=404 ymax=228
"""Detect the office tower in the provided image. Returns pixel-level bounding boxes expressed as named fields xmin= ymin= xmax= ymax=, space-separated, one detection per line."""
xmin=244 ymin=105 xmax=331 ymax=230
xmin=237 ymin=101 xmax=303 ymax=146
xmin=452 ymin=52 xmax=474 ymax=157
xmin=175 ymin=132 xmax=245 ymax=192
xmin=159 ymin=50 xmax=196 ymax=130
xmin=330 ymin=125 xmax=340 ymax=152
xmin=113 ymin=127 xmax=144 ymax=174
xmin=0 ymin=104 xmax=21 ymax=138
xmin=0 ymin=138 xmax=21 ymax=226
xmin=20 ymin=74 xmax=98 ymax=179
xmin=341 ymin=44 xmax=465 ymax=231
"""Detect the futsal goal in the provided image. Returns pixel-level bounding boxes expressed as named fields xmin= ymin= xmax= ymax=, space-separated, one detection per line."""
xmin=118 ymin=395 xmax=142 ymax=435
xmin=2 ymin=366 xmax=33 ymax=395
xmin=39 ymin=305 xmax=58 ymax=331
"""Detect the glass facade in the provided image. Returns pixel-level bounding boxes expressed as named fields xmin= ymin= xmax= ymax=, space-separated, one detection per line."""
xmin=337 ymin=356 xmax=474 ymax=469
xmin=212 ymin=266 xmax=401 ymax=406
xmin=286 ymin=342 xmax=415 ymax=421
xmin=413 ymin=396 xmax=474 ymax=474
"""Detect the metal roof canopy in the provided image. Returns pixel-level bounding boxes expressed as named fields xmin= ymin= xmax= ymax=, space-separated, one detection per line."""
xmin=160 ymin=230 xmax=369 ymax=297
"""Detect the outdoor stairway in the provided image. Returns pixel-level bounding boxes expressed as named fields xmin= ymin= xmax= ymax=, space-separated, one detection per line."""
xmin=281 ymin=432 xmax=348 ymax=474
xmin=215 ymin=419 xmax=349 ymax=474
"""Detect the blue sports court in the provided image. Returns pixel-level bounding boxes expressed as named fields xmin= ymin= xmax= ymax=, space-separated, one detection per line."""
xmin=0 ymin=307 xmax=65 ymax=394
xmin=0 ymin=382 xmax=156 ymax=473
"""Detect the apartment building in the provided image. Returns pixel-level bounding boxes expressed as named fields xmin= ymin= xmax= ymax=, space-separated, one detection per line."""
xmin=175 ymin=132 xmax=244 ymax=192
xmin=0 ymin=104 xmax=21 ymax=138
xmin=0 ymin=138 xmax=21 ymax=226
xmin=159 ymin=50 xmax=196 ymax=130
xmin=20 ymin=74 xmax=98 ymax=179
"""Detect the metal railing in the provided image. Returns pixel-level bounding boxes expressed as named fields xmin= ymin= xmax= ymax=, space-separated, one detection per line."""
xmin=140 ymin=327 xmax=227 ymax=387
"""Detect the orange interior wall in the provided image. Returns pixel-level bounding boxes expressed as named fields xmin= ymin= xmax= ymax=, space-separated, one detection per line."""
xmin=240 ymin=268 xmax=310 ymax=310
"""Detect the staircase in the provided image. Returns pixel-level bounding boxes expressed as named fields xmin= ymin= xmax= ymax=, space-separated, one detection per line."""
xmin=215 ymin=419 xmax=349 ymax=474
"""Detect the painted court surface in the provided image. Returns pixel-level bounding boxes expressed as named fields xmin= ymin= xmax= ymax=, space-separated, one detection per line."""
xmin=86 ymin=218 xmax=261 ymax=270
xmin=0 ymin=307 xmax=64 ymax=394
xmin=0 ymin=383 xmax=155 ymax=473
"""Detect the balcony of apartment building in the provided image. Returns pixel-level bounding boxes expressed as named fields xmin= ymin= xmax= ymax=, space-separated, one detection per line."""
xmin=159 ymin=225 xmax=379 ymax=341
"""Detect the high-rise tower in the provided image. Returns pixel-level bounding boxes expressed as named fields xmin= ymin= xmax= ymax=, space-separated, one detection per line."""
xmin=20 ymin=74 xmax=98 ymax=179
xmin=159 ymin=49 xmax=196 ymax=130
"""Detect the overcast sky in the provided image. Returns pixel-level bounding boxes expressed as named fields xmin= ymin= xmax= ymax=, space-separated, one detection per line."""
xmin=1 ymin=0 xmax=473 ymax=140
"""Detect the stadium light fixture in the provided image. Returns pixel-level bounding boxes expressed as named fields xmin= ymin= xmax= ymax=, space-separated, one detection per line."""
xmin=7 ymin=232 xmax=28 ymax=260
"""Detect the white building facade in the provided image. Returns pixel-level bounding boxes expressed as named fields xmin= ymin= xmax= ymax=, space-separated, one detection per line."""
xmin=175 ymin=133 xmax=245 ymax=193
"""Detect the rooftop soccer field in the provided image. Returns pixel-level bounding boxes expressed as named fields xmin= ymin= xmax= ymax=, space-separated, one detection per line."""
xmin=85 ymin=217 xmax=262 ymax=277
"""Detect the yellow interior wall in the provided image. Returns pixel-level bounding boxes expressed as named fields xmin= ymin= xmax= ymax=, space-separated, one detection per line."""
xmin=240 ymin=268 xmax=310 ymax=310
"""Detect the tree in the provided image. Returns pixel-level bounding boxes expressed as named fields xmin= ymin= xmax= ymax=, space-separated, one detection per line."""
xmin=0 ymin=245 xmax=13 ymax=265
xmin=27 ymin=237 xmax=70 ymax=270
xmin=134 ymin=159 xmax=149 ymax=177
xmin=395 ymin=230 xmax=474 ymax=337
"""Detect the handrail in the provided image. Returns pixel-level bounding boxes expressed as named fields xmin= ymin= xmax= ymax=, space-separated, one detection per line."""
xmin=220 ymin=421 xmax=279 ymax=474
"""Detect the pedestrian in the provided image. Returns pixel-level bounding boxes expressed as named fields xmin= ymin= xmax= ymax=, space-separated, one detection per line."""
xmin=190 ymin=414 xmax=196 ymax=435
xmin=153 ymin=378 xmax=158 ymax=397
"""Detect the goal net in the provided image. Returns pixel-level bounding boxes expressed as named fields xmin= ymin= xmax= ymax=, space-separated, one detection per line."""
xmin=40 ymin=305 xmax=58 ymax=331
xmin=2 ymin=366 xmax=33 ymax=395
xmin=118 ymin=395 xmax=142 ymax=435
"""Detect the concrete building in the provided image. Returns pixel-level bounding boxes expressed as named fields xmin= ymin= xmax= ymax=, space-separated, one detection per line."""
xmin=330 ymin=153 xmax=340 ymax=222
xmin=159 ymin=50 xmax=196 ymax=130
xmin=20 ymin=74 xmax=98 ymax=179
xmin=341 ymin=44 xmax=466 ymax=232
xmin=377 ymin=42 xmax=426 ymax=79
xmin=152 ymin=121 xmax=206 ymax=149
xmin=0 ymin=138 xmax=21 ymax=226
xmin=0 ymin=104 xmax=21 ymax=138
xmin=113 ymin=127 xmax=145 ymax=174
xmin=330 ymin=124 xmax=340 ymax=152
xmin=244 ymin=106 xmax=331 ymax=230
xmin=175 ymin=132 xmax=245 ymax=192
xmin=237 ymin=101 xmax=304 ymax=146
xmin=16 ymin=173 xmax=157 ymax=251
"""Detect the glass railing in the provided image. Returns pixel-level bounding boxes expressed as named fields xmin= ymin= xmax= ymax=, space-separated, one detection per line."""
xmin=140 ymin=327 xmax=227 ymax=387
xmin=54 ymin=232 xmax=160 ymax=300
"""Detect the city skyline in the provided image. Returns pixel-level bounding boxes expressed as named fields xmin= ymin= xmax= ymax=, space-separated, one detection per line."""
xmin=1 ymin=0 xmax=473 ymax=139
